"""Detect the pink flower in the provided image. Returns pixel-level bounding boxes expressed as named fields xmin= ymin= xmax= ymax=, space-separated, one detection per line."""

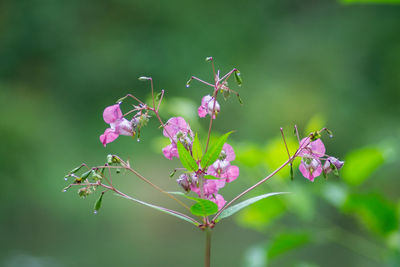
xmin=162 ymin=117 xmax=193 ymax=160
xmin=100 ymin=104 xmax=134 ymax=147
xmin=190 ymin=179 xmax=225 ymax=196
xmin=297 ymin=137 xmax=325 ymax=181
xmin=323 ymin=156 xmax=345 ymax=174
xmin=299 ymin=158 xmax=322 ymax=181
xmin=162 ymin=144 xmax=179 ymax=160
xmin=163 ymin=117 xmax=193 ymax=140
xmin=208 ymin=194 xmax=226 ymax=210
xmin=198 ymin=95 xmax=220 ymax=119
xmin=207 ymin=143 xmax=239 ymax=182
xmin=298 ymin=137 xmax=325 ymax=158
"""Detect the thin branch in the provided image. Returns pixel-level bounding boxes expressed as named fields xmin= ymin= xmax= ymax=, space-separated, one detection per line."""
xmin=191 ymin=76 xmax=214 ymax=87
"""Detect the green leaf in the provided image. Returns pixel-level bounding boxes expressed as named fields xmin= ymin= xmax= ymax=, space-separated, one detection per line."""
xmin=342 ymin=193 xmax=398 ymax=236
xmin=236 ymin=196 xmax=286 ymax=231
xmin=115 ymin=194 xmax=198 ymax=225
xmin=176 ymin=141 xmax=198 ymax=172
xmin=342 ymin=146 xmax=385 ymax=186
xmin=190 ymin=199 xmax=219 ymax=216
xmin=201 ymin=131 xmax=233 ymax=169
xmin=67 ymin=165 xmax=84 ymax=175
xmin=80 ymin=170 xmax=93 ymax=181
xmin=168 ymin=192 xmax=219 ymax=217
xmin=94 ymin=192 xmax=104 ymax=214
xmin=217 ymin=192 xmax=289 ymax=220
xmin=267 ymin=232 xmax=311 ymax=260
xmin=192 ymin=133 xmax=203 ymax=161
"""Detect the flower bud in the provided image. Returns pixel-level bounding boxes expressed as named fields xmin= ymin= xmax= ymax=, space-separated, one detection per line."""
xmin=177 ymin=174 xmax=191 ymax=192
xmin=323 ymin=157 xmax=344 ymax=176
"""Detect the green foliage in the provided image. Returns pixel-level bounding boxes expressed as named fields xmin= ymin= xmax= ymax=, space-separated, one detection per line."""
xmin=236 ymin=195 xmax=287 ymax=231
xmin=94 ymin=192 xmax=104 ymax=213
xmin=176 ymin=141 xmax=198 ymax=172
xmin=217 ymin=192 xmax=289 ymax=221
xmin=190 ymin=199 xmax=219 ymax=217
xmin=242 ymin=232 xmax=311 ymax=267
xmin=192 ymin=133 xmax=203 ymax=161
xmin=168 ymin=191 xmax=219 ymax=217
xmin=342 ymin=193 xmax=398 ymax=236
xmin=201 ymin=131 xmax=232 ymax=169
xmin=342 ymin=146 xmax=385 ymax=186
xmin=267 ymin=231 xmax=311 ymax=259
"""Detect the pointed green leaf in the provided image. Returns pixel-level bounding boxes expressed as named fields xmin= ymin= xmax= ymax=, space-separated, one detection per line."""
xmin=190 ymin=199 xmax=219 ymax=216
xmin=177 ymin=141 xmax=198 ymax=172
xmin=94 ymin=192 xmax=104 ymax=214
xmin=216 ymin=192 xmax=289 ymax=220
xmin=68 ymin=165 xmax=84 ymax=175
xmin=80 ymin=170 xmax=93 ymax=181
xmin=192 ymin=133 xmax=203 ymax=161
xmin=115 ymin=194 xmax=199 ymax=225
xmin=201 ymin=131 xmax=233 ymax=169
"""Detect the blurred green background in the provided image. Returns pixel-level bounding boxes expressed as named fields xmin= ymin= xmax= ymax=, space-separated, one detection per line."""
xmin=1 ymin=0 xmax=400 ymax=266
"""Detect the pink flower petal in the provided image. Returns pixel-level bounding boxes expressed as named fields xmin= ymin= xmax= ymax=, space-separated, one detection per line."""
xmin=201 ymin=95 xmax=213 ymax=106
xmin=299 ymin=160 xmax=322 ymax=182
xmin=298 ymin=137 xmax=325 ymax=158
xmin=163 ymin=117 xmax=191 ymax=138
xmin=222 ymin=143 xmax=235 ymax=161
xmin=162 ymin=144 xmax=178 ymax=160
xmin=103 ymin=104 xmax=123 ymax=124
xmin=311 ymin=139 xmax=326 ymax=157
xmin=113 ymin=118 xmax=134 ymax=136
xmin=209 ymin=194 xmax=226 ymax=210
xmin=198 ymin=106 xmax=207 ymax=118
xmin=99 ymin=128 xmax=119 ymax=147
xmin=224 ymin=165 xmax=239 ymax=183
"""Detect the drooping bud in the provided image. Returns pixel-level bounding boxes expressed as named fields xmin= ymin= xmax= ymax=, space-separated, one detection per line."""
xmin=234 ymin=69 xmax=242 ymax=86
xmin=236 ymin=93 xmax=243 ymax=105
xmin=323 ymin=157 xmax=344 ymax=176
xmin=205 ymin=57 xmax=213 ymax=62
xmin=177 ymin=174 xmax=191 ymax=192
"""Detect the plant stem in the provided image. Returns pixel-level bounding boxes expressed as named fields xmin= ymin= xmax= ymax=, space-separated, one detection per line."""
xmin=205 ymin=229 xmax=212 ymax=267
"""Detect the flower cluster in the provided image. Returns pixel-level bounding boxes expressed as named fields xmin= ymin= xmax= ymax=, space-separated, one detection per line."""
xmin=161 ymin=117 xmax=239 ymax=210
xmin=298 ymin=136 xmax=344 ymax=181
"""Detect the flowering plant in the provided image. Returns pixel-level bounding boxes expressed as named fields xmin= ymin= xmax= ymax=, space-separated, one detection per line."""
xmin=63 ymin=57 xmax=343 ymax=266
